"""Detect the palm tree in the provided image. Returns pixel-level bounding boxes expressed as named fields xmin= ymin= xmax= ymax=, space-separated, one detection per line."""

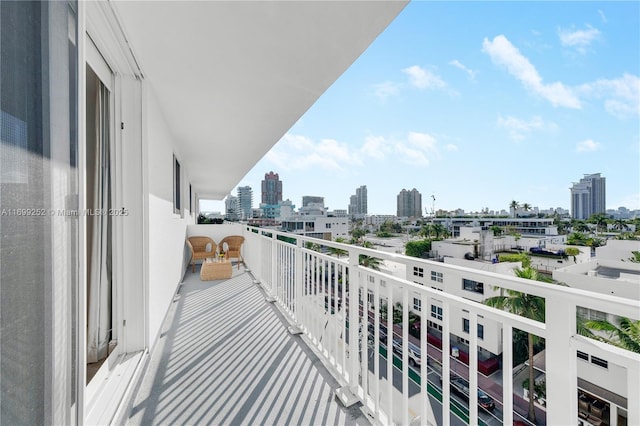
xmin=432 ymin=222 xmax=446 ymax=239
xmin=509 ymin=200 xmax=519 ymax=218
xmin=584 ymin=317 xmax=640 ymax=354
xmin=359 ymin=255 xmax=382 ymax=270
xmin=419 ymin=224 xmax=433 ymax=239
xmin=485 ymin=267 xmax=547 ymax=423
xmin=588 ymin=213 xmax=608 ymax=234
xmin=490 ymin=225 xmax=503 ymax=236
xmin=522 ymin=203 xmax=531 ymax=215
xmin=612 ymin=219 xmax=629 ymax=233
xmin=328 ymin=237 xmax=348 ymax=258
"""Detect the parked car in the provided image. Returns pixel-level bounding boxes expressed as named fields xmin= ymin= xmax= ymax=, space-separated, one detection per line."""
xmin=392 ymin=338 xmax=421 ymax=367
xmin=367 ymin=322 xmax=388 ymax=344
xmin=441 ymin=376 xmax=496 ymax=412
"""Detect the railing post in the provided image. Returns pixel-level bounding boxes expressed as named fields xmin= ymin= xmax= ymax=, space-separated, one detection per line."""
xmin=264 ymin=231 xmax=276 ymax=303
xmin=287 ymin=236 xmax=303 ymax=335
xmin=545 ymin=295 xmax=577 ymax=425
xmin=335 ymin=246 xmax=361 ymax=407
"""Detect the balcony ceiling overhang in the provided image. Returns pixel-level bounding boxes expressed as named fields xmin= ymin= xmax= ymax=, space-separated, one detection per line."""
xmin=112 ymin=1 xmax=408 ymax=200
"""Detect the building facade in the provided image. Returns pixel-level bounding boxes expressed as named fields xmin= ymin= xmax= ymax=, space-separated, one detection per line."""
xmin=237 ymin=186 xmax=253 ymax=220
xmin=261 ymin=171 xmax=283 ymax=206
xmin=302 ymin=195 xmax=324 ymax=207
xmin=397 ymin=188 xmax=422 ymax=218
xmin=348 ymin=185 xmax=368 ymax=216
xmin=571 ymin=173 xmax=606 ymax=220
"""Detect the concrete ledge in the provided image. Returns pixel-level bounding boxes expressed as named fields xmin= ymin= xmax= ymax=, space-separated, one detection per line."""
xmin=335 ymin=386 xmax=360 ymax=407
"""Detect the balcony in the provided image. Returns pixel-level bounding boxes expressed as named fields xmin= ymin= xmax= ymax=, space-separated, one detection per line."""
xmin=128 ymin=225 xmax=640 ymax=426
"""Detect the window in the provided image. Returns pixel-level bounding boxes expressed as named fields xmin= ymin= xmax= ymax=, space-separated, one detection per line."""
xmin=591 ymin=356 xmax=608 ymax=369
xmin=325 ymin=223 xmax=331 ymax=229
xmin=462 ymin=319 xmax=484 ymax=339
xmin=462 ymin=278 xmax=484 ymax=294
xmin=577 ymin=351 xmax=589 ymax=361
xmin=431 ymin=305 xmax=442 ymax=320
xmin=173 ymin=155 xmax=181 ymax=214
xmin=577 ymin=307 xmax=607 ymax=321
xmin=428 ymin=320 xmax=442 ymax=332
xmin=431 ymin=270 xmax=443 ymax=282
xmin=413 ymin=267 xmax=424 ymax=277
xmin=413 ymin=297 xmax=422 ymax=312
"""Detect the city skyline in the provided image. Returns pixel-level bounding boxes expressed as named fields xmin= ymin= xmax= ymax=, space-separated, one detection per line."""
xmin=201 ymin=1 xmax=639 ymax=215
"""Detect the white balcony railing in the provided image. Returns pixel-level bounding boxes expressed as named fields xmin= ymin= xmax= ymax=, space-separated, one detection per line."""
xmin=240 ymin=226 xmax=640 ymax=426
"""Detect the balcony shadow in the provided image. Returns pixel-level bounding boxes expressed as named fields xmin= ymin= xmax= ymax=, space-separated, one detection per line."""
xmin=126 ymin=266 xmax=368 ymax=425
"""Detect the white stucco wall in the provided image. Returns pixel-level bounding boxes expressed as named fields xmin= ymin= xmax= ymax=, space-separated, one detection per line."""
xmin=596 ymin=239 xmax=640 ymax=262
xmin=146 ymin=86 xmax=193 ymax=351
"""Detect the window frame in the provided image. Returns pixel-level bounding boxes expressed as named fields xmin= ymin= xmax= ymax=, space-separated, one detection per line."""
xmin=173 ymin=154 xmax=181 ymax=215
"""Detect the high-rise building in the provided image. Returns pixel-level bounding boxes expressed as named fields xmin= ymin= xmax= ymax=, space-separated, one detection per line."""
xmin=224 ymin=194 xmax=239 ymax=220
xmin=348 ymin=185 xmax=367 ymax=216
xmin=570 ymin=173 xmax=606 ymax=220
xmin=237 ymin=186 xmax=253 ymax=220
xmin=302 ymin=196 xmax=324 ymax=207
xmin=397 ymin=188 xmax=422 ymax=218
xmin=261 ymin=171 xmax=283 ymax=205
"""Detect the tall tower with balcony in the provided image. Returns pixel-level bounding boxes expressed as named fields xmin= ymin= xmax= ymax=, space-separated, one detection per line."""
xmin=570 ymin=173 xmax=606 ymax=219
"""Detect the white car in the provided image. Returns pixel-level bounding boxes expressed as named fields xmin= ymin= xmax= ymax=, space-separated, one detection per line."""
xmin=392 ymin=338 xmax=421 ymax=367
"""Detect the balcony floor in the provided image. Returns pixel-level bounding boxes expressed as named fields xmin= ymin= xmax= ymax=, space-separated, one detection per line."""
xmin=126 ymin=265 xmax=369 ymax=425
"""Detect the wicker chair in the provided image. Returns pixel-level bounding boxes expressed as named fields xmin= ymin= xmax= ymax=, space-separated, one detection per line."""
xmin=187 ymin=236 xmax=217 ymax=273
xmin=219 ymin=235 xmax=245 ymax=269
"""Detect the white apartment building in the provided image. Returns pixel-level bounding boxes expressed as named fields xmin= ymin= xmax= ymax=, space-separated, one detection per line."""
xmin=433 ymin=217 xmax=559 ymax=237
xmin=281 ymin=215 xmax=349 ymax=241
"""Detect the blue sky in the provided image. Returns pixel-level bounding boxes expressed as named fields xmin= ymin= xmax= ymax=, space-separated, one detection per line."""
xmin=203 ymin=1 xmax=639 ymax=216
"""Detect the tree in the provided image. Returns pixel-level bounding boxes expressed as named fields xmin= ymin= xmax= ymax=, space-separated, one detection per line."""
xmin=585 ymin=317 xmax=640 ymax=354
xmin=485 ymin=267 xmax=547 ymax=423
xmin=432 ymin=223 xmax=446 ymax=239
xmin=522 ymin=203 xmax=532 ymax=215
xmin=405 ymin=240 xmax=432 ymax=258
xmin=588 ymin=213 xmax=608 ymax=234
xmin=328 ymin=237 xmax=348 ymax=258
xmin=359 ymin=255 xmax=382 ymax=270
xmin=612 ymin=219 xmax=629 ymax=233
xmin=509 ymin=200 xmax=519 ymax=218
xmin=350 ymin=227 xmax=365 ymax=243
xmin=567 ymin=232 xmax=589 ymax=246
xmin=628 ymin=251 xmax=640 ymax=263
xmin=419 ymin=224 xmax=433 ymax=239
xmin=489 ymin=225 xmax=503 ymax=236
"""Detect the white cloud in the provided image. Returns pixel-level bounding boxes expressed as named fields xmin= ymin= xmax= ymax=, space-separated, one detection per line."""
xmin=407 ymin=131 xmax=438 ymax=152
xmin=576 ymin=139 xmax=602 ymax=152
xmin=449 ymin=60 xmax=476 ymax=80
xmin=361 ymin=132 xmax=442 ymax=167
xmin=373 ymin=81 xmax=401 ymax=101
xmin=360 ymin=135 xmax=389 ymax=159
xmin=402 ymin=65 xmax=446 ymax=90
xmin=445 ymin=144 xmax=459 ymax=152
xmin=558 ymin=25 xmax=601 ymax=48
xmin=266 ymin=133 xmax=360 ymax=171
xmin=497 ymin=114 xmax=547 ymax=141
xmin=598 ymin=10 xmax=607 ymax=24
xmin=482 ymin=35 xmax=582 ymax=109
xmin=578 ymin=73 xmax=640 ymax=118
